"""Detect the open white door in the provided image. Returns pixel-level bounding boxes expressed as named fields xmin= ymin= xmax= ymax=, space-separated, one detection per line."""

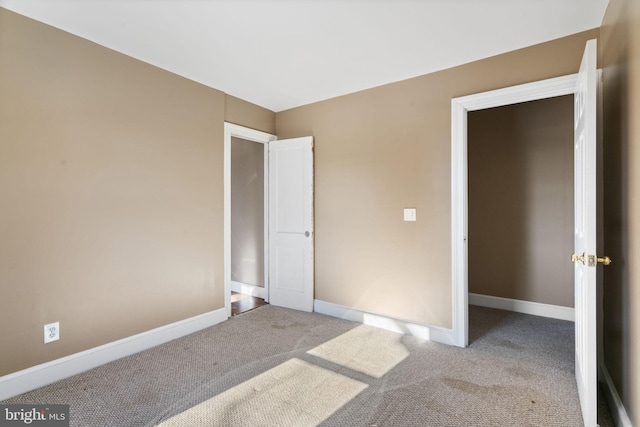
xmin=573 ymin=38 xmax=599 ymax=427
xmin=268 ymin=137 xmax=314 ymax=312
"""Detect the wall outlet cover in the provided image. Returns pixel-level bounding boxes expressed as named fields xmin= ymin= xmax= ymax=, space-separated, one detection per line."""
xmin=44 ymin=321 xmax=60 ymax=344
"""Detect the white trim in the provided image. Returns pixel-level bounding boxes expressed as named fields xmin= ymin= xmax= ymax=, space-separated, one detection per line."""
xmin=453 ymin=74 xmax=580 ymax=112
xmin=224 ymin=123 xmax=277 ymax=316
xmin=451 ymin=73 xmax=578 ymax=348
xmin=314 ymin=300 xmax=458 ymax=346
xmin=596 ymin=69 xmax=605 ymax=374
xmin=469 ymin=293 xmax=574 ymax=321
xmin=230 ymin=280 xmax=266 ymax=299
xmin=0 ymin=308 xmax=227 ymax=401
xmin=600 ymin=363 xmax=633 ymax=427
xmin=451 ymin=96 xmax=469 ymax=348
xmin=262 ymin=137 xmax=270 ymax=302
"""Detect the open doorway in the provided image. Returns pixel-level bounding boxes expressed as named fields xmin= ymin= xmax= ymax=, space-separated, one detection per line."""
xmin=224 ymin=123 xmax=276 ymax=317
xmin=467 ymin=95 xmax=575 ymax=343
xmin=230 ymin=135 xmax=269 ymax=316
xmin=464 ymin=94 xmax=614 ymax=426
xmin=450 ymin=73 xmax=580 ymax=349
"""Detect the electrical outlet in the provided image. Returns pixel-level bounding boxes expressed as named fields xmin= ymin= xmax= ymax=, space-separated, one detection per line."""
xmin=44 ymin=322 xmax=60 ymax=344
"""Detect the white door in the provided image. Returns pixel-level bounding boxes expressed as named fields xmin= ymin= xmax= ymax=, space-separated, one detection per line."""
xmin=573 ymin=39 xmax=598 ymax=427
xmin=268 ymin=137 xmax=314 ymax=312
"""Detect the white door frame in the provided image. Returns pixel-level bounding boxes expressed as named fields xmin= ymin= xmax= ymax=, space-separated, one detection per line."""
xmin=224 ymin=123 xmax=277 ymax=317
xmin=450 ymin=74 xmax=579 ymax=348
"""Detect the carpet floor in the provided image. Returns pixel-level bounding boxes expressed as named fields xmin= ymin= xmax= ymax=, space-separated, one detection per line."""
xmin=3 ymin=305 xmax=614 ymax=426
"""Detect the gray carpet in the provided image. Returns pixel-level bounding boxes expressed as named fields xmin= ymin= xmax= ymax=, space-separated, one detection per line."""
xmin=3 ymin=305 xmax=614 ymax=426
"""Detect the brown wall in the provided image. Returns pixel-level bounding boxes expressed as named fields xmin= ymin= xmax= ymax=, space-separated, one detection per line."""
xmin=468 ymin=97 xmax=574 ymax=307
xmin=0 ymin=9 xmax=274 ymax=376
xmin=600 ymin=0 xmax=640 ymax=422
xmin=631 ymin=0 xmax=640 ymax=418
xmin=631 ymin=0 xmax=640 ymax=419
xmin=231 ymin=137 xmax=265 ymax=287
xmin=276 ymin=29 xmax=599 ymax=328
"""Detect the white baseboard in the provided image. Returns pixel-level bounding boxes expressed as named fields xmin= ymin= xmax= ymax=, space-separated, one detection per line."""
xmin=230 ymin=281 xmax=266 ymax=299
xmin=469 ymin=293 xmax=574 ymax=321
xmin=600 ymin=362 xmax=633 ymax=427
xmin=0 ymin=308 xmax=228 ymax=402
xmin=314 ymin=299 xmax=457 ymax=346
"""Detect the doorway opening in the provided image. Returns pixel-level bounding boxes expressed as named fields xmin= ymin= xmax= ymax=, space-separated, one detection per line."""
xmin=450 ymin=73 xmax=579 ymax=348
xmin=224 ymin=123 xmax=276 ymax=317
xmin=463 ymin=95 xmax=591 ymax=416
xmin=467 ymin=95 xmax=575 ymax=343
xmin=230 ymin=135 xmax=268 ymax=315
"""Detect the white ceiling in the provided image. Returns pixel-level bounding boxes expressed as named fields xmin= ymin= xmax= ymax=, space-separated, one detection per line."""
xmin=0 ymin=0 xmax=609 ymax=112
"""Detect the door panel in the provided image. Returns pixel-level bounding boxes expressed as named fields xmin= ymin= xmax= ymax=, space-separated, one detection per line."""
xmin=276 ymin=242 xmax=305 ymax=292
xmin=269 ymin=137 xmax=314 ymax=312
xmin=274 ymin=146 xmax=306 ymax=232
xmin=573 ymin=38 xmax=597 ymax=427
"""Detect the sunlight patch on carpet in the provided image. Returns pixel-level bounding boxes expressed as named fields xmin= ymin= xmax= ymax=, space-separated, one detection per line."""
xmin=308 ymin=324 xmax=409 ymax=378
xmin=157 ymin=358 xmax=367 ymax=427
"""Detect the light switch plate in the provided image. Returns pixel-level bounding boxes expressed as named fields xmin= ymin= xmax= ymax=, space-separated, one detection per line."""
xmin=404 ymin=208 xmax=417 ymax=221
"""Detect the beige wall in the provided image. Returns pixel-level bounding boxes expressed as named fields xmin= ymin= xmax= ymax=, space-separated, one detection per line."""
xmin=225 ymin=95 xmax=276 ymax=135
xmin=231 ymin=137 xmax=265 ymax=287
xmin=601 ymin=0 xmax=640 ymax=422
xmin=468 ymin=96 xmax=574 ymax=307
xmin=276 ymin=29 xmax=599 ymax=328
xmin=0 ymin=9 xmax=274 ymax=376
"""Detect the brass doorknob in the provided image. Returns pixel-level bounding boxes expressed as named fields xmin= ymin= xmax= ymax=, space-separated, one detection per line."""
xmin=571 ymin=253 xmax=611 ymax=266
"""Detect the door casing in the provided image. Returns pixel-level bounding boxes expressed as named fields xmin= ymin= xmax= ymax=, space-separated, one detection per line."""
xmin=224 ymin=123 xmax=276 ymax=317
xmin=451 ymin=73 xmax=581 ymax=347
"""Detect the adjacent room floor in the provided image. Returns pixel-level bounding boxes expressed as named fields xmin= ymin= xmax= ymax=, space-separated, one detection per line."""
xmin=230 ymin=291 xmax=268 ymax=316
